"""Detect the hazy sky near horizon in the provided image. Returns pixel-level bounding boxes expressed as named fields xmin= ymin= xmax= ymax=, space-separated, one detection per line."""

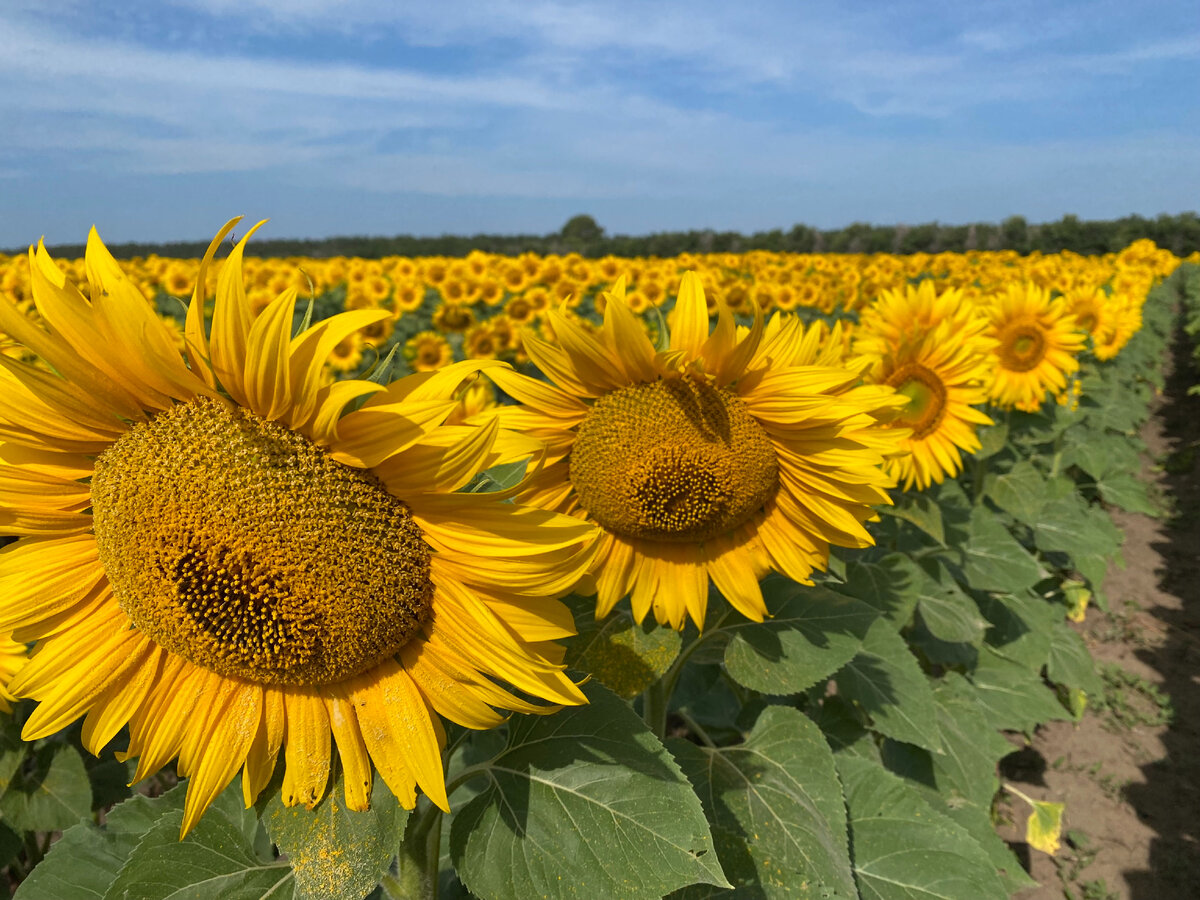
xmin=2 ymin=0 xmax=1198 ymax=247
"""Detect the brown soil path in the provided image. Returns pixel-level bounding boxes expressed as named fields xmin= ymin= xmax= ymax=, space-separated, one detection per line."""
xmin=999 ymin=323 xmax=1200 ymax=898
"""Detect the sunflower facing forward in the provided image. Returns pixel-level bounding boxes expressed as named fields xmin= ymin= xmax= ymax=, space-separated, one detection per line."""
xmin=482 ymin=275 xmax=907 ymax=631
xmin=0 ymin=219 xmax=595 ymax=835
xmin=986 ymin=282 xmax=1085 ymax=411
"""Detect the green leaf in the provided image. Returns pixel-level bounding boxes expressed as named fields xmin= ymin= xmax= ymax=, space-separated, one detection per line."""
xmin=16 ymin=785 xmax=186 ymax=900
xmin=1096 ymin=471 xmax=1158 ymax=516
xmin=1046 ymin=624 xmax=1103 ymax=695
xmin=723 ymin=581 xmax=877 ymax=695
xmin=911 ymin=561 xmax=987 ymax=645
xmin=959 ymin=507 xmax=1043 ymax=594
xmin=1061 ymin=431 xmax=1139 ymax=481
xmin=1032 ymin=494 xmax=1122 ymax=566
xmin=0 ymin=742 xmax=92 ymax=832
xmin=835 ymin=555 xmax=921 ymax=626
xmin=103 ymin=800 xmax=292 ymax=900
xmin=264 ymin=774 xmax=406 ymax=900
xmin=834 ymin=618 xmax=940 ymax=753
xmin=977 ymin=591 xmax=1055 ymax=669
xmin=973 ymin=421 xmax=1009 ymax=461
xmin=969 ymin=647 xmax=1070 ymax=732
xmin=928 ymin=676 xmax=1036 ymax=893
xmin=669 ymin=706 xmax=856 ymax=899
xmin=838 ymin=754 xmax=1008 ymax=900
xmin=984 ymin=459 xmax=1046 ymax=525
xmin=449 ymin=681 xmax=729 ymax=900
xmin=879 ymin=493 xmax=944 ymax=545
xmin=562 ymin=595 xmax=682 ymax=699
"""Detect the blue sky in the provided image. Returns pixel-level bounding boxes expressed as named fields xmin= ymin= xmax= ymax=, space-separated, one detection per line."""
xmin=2 ymin=0 xmax=1198 ymax=247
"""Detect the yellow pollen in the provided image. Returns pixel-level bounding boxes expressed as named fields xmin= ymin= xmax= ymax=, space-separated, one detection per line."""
xmin=1000 ymin=324 xmax=1048 ymax=372
xmin=90 ymin=396 xmax=433 ymax=686
xmin=887 ymin=363 xmax=949 ymax=440
xmin=569 ymin=377 xmax=778 ymax=542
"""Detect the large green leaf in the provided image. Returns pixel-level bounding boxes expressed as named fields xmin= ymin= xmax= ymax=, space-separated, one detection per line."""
xmin=15 ymin=786 xmax=190 ymax=900
xmin=723 ymin=581 xmax=877 ymax=695
xmin=1095 ymin=471 xmax=1158 ymax=516
xmin=103 ymin=792 xmax=292 ymax=900
xmin=984 ymin=459 xmax=1046 ymax=525
xmin=969 ymin=647 xmax=1070 ymax=732
xmin=449 ymin=681 xmax=729 ymax=900
xmin=0 ymin=742 xmax=92 ymax=833
xmin=958 ymin=507 xmax=1043 ymax=594
xmin=835 ymin=555 xmax=922 ymax=626
xmin=838 ymin=755 xmax=1009 ymax=900
xmin=927 ymin=676 xmax=1035 ymax=893
xmin=669 ymin=706 xmax=856 ymax=899
xmin=977 ymin=591 xmax=1056 ymax=669
xmin=879 ymin=493 xmax=944 ymax=546
xmin=561 ymin=594 xmax=682 ymax=699
xmin=910 ymin=560 xmax=987 ymax=645
xmin=1032 ymin=494 xmax=1122 ymax=565
xmin=1046 ymin=624 xmax=1104 ymax=695
xmin=834 ymin=619 xmax=940 ymax=753
xmin=264 ymin=775 xmax=406 ymax=900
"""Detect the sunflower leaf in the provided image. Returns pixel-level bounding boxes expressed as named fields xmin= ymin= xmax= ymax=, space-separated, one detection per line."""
xmin=0 ymin=741 xmax=91 ymax=833
xmin=958 ymin=506 xmax=1043 ymax=594
xmin=449 ymin=681 xmax=730 ymax=900
xmin=723 ymin=580 xmax=877 ymax=695
xmin=833 ymin=617 xmax=941 ymax=753
xmin=15 ymin=784 xmax=189 ymax=900
xmin=562 ymin=594 xmax=682 ymax=699
xmin=666 ymin=705 xmax=857 ymax=899
xmin=263 ymin=774 xmax=406 ymax=900
xmin=837 ymin=754 xmax=1009 ymax=900
xmin=103 ymin=801 xmax=292 ymax=900
xmin=968 ymin=646 xmax=1071 ymax=732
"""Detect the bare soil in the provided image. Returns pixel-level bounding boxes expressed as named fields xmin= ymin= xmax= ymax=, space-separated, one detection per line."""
xmin=998 ymin=323 xmax=1200 ymax=898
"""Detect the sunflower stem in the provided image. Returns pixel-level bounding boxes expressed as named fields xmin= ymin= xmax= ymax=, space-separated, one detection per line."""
xmin=642 ymin=678 xmax=670 ymax=740
xmin=642 ymin=606 xmax=736 ymax=741
xmin=396 ymin=798 xmax=444 ymax=899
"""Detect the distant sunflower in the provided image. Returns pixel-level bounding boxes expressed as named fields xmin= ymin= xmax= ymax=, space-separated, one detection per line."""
xmin=482 ymin=275 xmax=906 ymax=630
xmin=0 ymin=219 xmax=593 ymax=836
xmin=405 ymin=330 xmax=454 ymax=372
xmin=987 ymin=283 xmax=1085 ymax=411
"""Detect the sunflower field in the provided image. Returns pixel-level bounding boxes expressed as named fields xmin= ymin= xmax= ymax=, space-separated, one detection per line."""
xmin=0 ymin=223 xmax=1194 ymax=900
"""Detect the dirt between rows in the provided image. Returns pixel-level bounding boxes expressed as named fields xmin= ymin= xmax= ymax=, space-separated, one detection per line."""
xmin=997 ymin=323 xmax=1200 ymax=898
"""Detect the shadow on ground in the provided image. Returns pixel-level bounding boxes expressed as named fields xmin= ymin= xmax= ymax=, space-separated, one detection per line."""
xmin=1123 ymin=317 xmax=1200 ymax=897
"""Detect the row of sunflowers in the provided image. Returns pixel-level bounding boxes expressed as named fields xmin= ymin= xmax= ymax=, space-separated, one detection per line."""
xmin=0 ymin=222 xmax=1187 ymax=899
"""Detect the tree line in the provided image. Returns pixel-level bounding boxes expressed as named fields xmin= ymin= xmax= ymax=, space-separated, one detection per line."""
xmin=25 ymin=212 xmax=1200 ymax=261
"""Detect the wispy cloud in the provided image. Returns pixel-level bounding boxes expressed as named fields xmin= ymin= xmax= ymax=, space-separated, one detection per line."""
xmin=1 ymin=1 xmax=1198 ymax=244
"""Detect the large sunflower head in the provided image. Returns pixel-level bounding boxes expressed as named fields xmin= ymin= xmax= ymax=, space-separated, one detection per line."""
xmin=0 ymin=219 xmax=595 ymax=836
xmin=481 ymin=274 xmax=908 ymax=631
xmin=986 ymin=283 xmax=1086 ymax=411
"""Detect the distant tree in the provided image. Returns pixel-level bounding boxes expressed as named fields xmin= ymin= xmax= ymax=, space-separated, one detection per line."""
xmin=560 ymin=214 xmax=605 ymax=247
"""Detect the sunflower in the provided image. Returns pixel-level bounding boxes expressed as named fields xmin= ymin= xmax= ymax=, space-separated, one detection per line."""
xmin=855 ymin=321 xmax=994 ymax=491
xmin=405 ymin=330 xmax=455 ymax=372
xmin=852 ymin=283 xmax=995 ymax=491
xmin=0 ymin=219 xmax=594 ymax=836
xmin=986 ymin=283 xmax=1085 ymax=411
xmin=479 ymin=275 xmax=906 ymax=631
